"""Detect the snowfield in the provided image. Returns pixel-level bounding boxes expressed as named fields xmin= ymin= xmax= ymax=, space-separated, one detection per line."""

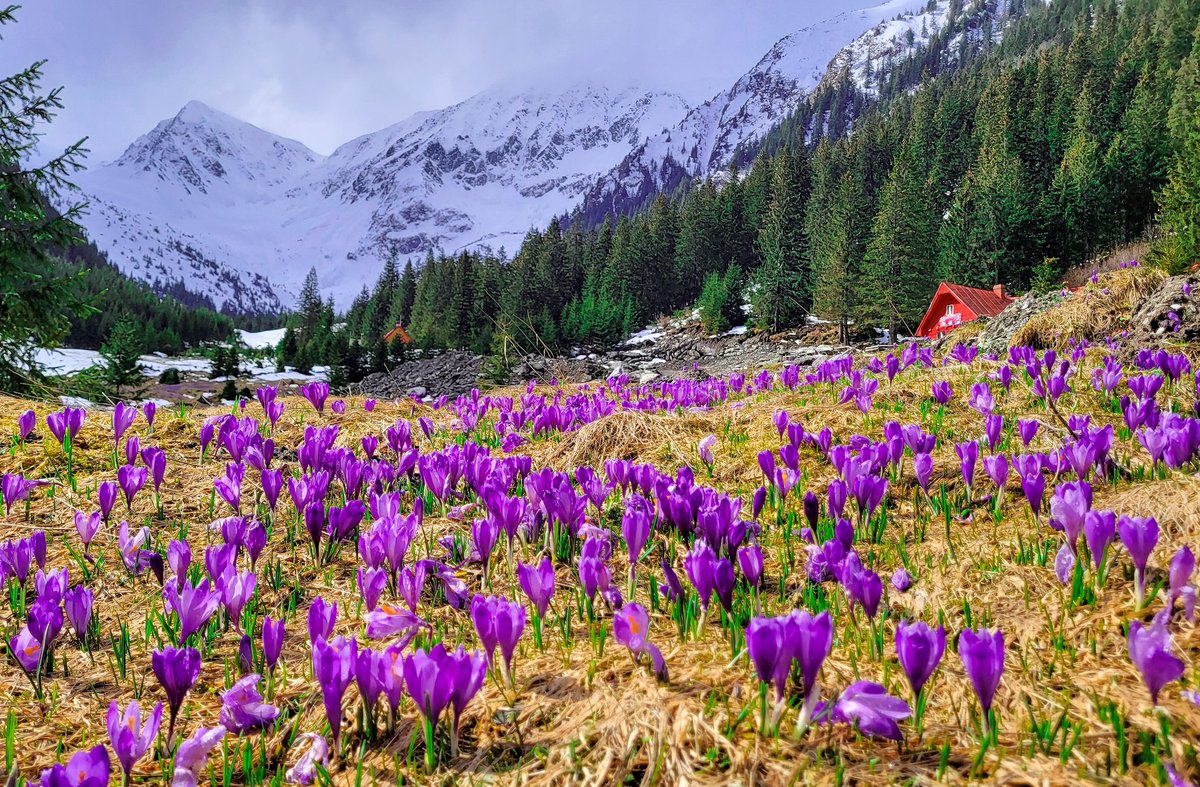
xmin=32 ymin=347 xmax=326 ymax=382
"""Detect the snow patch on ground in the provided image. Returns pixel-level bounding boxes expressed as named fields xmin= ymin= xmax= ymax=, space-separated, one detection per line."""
xmin=238 ymin=328 xmax=287 ymax=350
xmin=624 ymin=327 xmax=665 ymax=346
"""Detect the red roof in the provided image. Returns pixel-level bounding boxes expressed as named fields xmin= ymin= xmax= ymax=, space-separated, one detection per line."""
xmin=941 ymin=282 xmax=1012 ymax=318
xmin=914 ymin=282 xmax=1015 ymax=339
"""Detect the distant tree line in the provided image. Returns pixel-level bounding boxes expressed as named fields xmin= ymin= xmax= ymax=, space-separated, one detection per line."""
xmin=55 ymin=241 xmax=247 ymax=355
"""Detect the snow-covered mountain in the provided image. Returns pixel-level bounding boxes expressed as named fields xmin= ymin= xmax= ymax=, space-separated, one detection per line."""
xmin=73 ymin=0 xmax=1007 ymax=313
xmin=74 ymin=86 xmax=687 ymax=310
xmin=576 ymin=0 xmax=951 ymax=221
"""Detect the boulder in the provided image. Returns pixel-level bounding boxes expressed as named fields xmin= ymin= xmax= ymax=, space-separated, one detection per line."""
xmin=1125 ymin=273 xmax=1200 ymax=348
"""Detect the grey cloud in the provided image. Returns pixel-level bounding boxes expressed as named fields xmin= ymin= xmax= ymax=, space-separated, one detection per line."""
xmin=10 ymin=0 xmax=876 ymax=161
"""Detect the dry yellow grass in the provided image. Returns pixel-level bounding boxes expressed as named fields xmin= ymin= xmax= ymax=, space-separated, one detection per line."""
xmin=1011 ymin=266 xmax=1169 ymax=349
xmin=1 ymin=358 xmax=1198 ymax=785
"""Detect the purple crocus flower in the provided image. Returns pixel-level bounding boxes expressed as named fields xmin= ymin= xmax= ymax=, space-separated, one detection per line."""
xmin=403 ymin=645 xmax=455 ymax=767
xmin=891 ymin=568 xmax=911 ymax=592
xmin=745 ymin=615 xmax=794 ymax=712
xmin=27 ymin=597 xmax=64 ymax=651
xmin=312 ymin=635 xmax=357 ymax=747
xmin=983 ymin=454 xmax=1009 ymax=496
xmin=1128 ymin=612 xmax=1185 ymax=706
xmin=658 ymin=557 xmax=684 ymax=602
xmin=285 ymin=733 xmax=329 ymax=786
xmin=165 ymin=541 xmax=190 ymax=589
xmin=116 ymin=464 xmax=148 ymax=510
xmin=470 ymin=594 xmax=525 ymax=685
xmin=64 ymin=585 xmax=93 ymax=642
xmin=112 ymin=402 xmax=136 ymax=446
xmin=141 ymin=447 xmax=166 ymax=496
xmin=613 ymin=603 xmax=668 ymax=682
xmin=955 ymin=441 xmax=979 ymax=493
xmin=73 ymin=510 xmax=101 ymax=556
xmin=958 ymin=628 xmax=1004 ymax=734
xmin=122 ymin=436 xmax=139 ymax=467
xmin=107 ymin=700 xmax=163 ymax=782
xmin=841 ymin=553 xmax=882 ymax=619
xmin=738 ymin=543 xmax=763 ymax=588
xmin=219 ymin=673 xmax=279 ymax=732
xmin=751 ymin=486 xmax=767 ymax=520
xmin=141 ymin=401 xmax=157 ymax=430
xmin=261 ymin=616 xmax=285 ymax=675
xmin=354 ymin=646 xmax=392 ymax=728
xmin=307 ymin=597 xmax=337 ymax=643
xmin=357 ymin=566 xmax=387 ymax=611
xmin=913 ymin=453 xmax=933 ymax=492
xmin=172 ymin=726 xmax=226 ymax=787
xmin=931 ymin=381 xmax=952 ymax=405
xmin=363 ymin=602 xmax=426 ymax=646
xmin=470 ymin=517 xmax=500 ymax=577
xmin=895 ymin=620 xmax=945 ymax=698
xmin=34 ymin=745 xmax=110 ymax=787
xmin=968 ymin=383 xmax=994 ymax=415
xmin=35 ymin=569 xmax=67 ymax=606
xmin=1118 ymin=515 xmax=1159 ymax=607
xmin=684 ymin=540 xmax=718 ymax=613
xmin=1054 ymin=544 xmax=1076 ymax=584
xmin=446 ymin=646 xmax=487 ymax=756
xmin=46 ymin=407 xmax=85 ymax=447
xmin=98 ymin=481 xmax=118 ymax=523
xmin=622 ymin=493 xmax=653 ymax=568
xmin=164 ymin=577 xmax=220 ymax=644
xmin=16 ymin=410 xmax=35 ymax=444
xmin=217 ymin=568 xmax=257 ymax=629
xmin=815 ymin=681 xmax=911 ymax=740
xmin=9 ymin=625 xmax=43 ymax=673
xmin=790 ymin=609 xmax=834 ymax=731
xmin=29 ymin=530 xmax=45 ymax=570
xmin=1083 ymin=510 xmax=1116 ymax=573
xmin=1049 ymin=480 xmax=1092 ymax=554
xmin=2 ymin=474 xmax=43 ymax=515
xmin=1168 ymin=546 xmax=1196 ymax=621
xmin=517 ymin=557 xmax=555 ymax=619
xmin=300 ymin=381 xmax=330 ymax=413
xmin=1017 ymin=419 xmax=1039 ymax=446
xmin=151 ymin=645 xmax=201 ymax=741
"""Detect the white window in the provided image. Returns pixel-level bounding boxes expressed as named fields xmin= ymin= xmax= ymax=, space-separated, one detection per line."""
xmin=946 ymin=305 xmax=954 ymax=316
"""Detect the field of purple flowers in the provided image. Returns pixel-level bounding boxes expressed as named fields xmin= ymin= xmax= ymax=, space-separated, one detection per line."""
xmin=2 ymin=304 xmax=1199 ymax=783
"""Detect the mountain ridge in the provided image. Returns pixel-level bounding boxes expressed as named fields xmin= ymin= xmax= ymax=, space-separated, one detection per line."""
xmin=71 ymin=0 xmax=999 ymax=312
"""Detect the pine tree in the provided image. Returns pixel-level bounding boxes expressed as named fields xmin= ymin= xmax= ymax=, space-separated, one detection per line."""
xmin=1051 ymin=84 xmax=1111 ymax=265
xmin=100 ymin=318 xmax=145 ymax=396
xmin=390 ymin=260 xmax=418 ymax=328
xmin=0 ymin=7 xmax=91 ymax=391
xmin=752 ymin=150 xmax=811 ymax=332
xmin=296 ymin=267 xmax=323 ymax=340
xmin=1157 ymin=23 xmax=1200 ymax=273
xmin=809 ymin=153 xmax=869 ymax=344
xmin=862 ymin=89 xmax=940 ymax=338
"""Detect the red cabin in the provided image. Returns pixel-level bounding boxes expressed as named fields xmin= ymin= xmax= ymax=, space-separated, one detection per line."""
xmin=915 ymin=282 xmax=1014 ymax=339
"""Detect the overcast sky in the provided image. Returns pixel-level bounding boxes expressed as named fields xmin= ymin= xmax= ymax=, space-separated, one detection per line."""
xmin=8 ymin=0 xmax=874 ymax=162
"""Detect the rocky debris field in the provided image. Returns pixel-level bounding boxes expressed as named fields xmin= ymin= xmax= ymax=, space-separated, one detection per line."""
xmin=357 ymin=350 xmax=484 ymax=400
xmin=356 ymin=327 xmax=857 ymax=402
